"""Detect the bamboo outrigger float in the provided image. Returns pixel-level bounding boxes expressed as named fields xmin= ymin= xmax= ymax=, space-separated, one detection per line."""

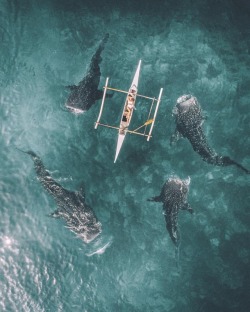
xmin=95 ymin=60 xmax=163 ymax=163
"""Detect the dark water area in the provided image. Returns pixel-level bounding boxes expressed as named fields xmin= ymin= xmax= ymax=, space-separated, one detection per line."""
xmin=0 ymin=0 xmax=250 ymax=311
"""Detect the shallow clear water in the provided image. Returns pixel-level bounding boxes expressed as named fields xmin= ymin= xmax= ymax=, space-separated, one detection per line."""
xmin=1 ymin=0 xmax=250 ymax=311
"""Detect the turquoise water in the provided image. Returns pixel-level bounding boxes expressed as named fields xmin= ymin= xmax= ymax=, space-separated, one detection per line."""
xmin=1 ymin=0 xmax=250 ymax=311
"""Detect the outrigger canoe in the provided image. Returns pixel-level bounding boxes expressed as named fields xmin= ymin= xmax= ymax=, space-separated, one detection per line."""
xmin=114 ymin=60 xmax=141 ymax=162
xmin=94 ymin=60 xmax=163 ymax=163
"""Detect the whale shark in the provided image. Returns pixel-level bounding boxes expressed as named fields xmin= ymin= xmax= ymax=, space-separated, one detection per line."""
xmin=148 ymin=176 xmax=193 ymax=249
xmin=171 ymin=94 xmax=250 ymax=174
xmin=65 ymin=33 xmax=112 ymax=113
xmin=25 ymin=151 xmax=102 ymax=243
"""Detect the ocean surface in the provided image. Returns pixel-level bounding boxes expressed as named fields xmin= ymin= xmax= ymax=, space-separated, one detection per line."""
xmin=1 ymin=0 xmax=250 ymax=311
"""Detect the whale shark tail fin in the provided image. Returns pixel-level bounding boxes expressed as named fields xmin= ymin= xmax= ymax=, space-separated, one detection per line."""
xmin=175 ymin=245 xmax=180 ymax=270
xmin=16 ymin=148 xmax=38 ymax=159
xmin=220 ymin=156 xmax=250 ymax=174
xmin=101 ymin=33 xmax=109 ymax=46
xmin=91 ymin=33 xmax=110 ymax=66
xmin=25 ymin=150 xmax=38 ymax=158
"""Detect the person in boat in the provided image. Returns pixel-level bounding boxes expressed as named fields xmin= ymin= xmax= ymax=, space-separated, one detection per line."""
xmin=127 ymin=94 xmax=135 ymax=110
xmin=122 ymin=113 xmax=128 ymax=122
xmin=120 ymin=90 xmax=136 ymax=133
xmin=123 ymin=107 xmax=130 ymax=121
xmin=121 ymin=113 xmax=129 ymax=134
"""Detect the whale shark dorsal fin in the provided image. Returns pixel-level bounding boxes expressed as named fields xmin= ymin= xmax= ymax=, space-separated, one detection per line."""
xmin=181 ymin=203 xmax=194 ymax=214
xmin=66 ymin=85 xmax=78 ymax=91
xmin=170 ymin=129 xmax=182 ymax=146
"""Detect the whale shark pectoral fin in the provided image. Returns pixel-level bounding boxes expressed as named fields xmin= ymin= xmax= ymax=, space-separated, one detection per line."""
xmin=95 ymin=90 xmax=108 ymax=101
xmin=95 ymin=89 xmax=105 ymax=100
xmin=77 ymin=183 xmax=86 ymax=200
xmin=72 ymin=183 xmax=86 ymax=204
xmin=170 ymin=129 xmax=182 ymax=146
xmin=181 ymin=203 xmax=194 ymax=214
xmin=200 ymin=115 xmax=207 ymax=126
xmin=147 ymin=195 xmax=162 ymax=203
xmin=49 ymin=209 xmax=60 ymax=218
xmin=66 ymin=85 xmax=78 ymax=91
xmin=106 ymin=92 xmax=114 ymax=98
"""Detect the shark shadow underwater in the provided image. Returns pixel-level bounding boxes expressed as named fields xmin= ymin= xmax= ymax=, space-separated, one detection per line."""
xmin=171 ymin=94 xmax=250 ymax=174
xmin=65 ymin=33 xmax=112 ymax=113
xmin=24 ymin=151 xmax=102 ymax=244
xmin=148 ymin=176 xmax=193 ymax=265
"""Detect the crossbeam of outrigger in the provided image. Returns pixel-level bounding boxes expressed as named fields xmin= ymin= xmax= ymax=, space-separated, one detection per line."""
xmin=96 ymin=122 xmax=152 ymax=138
xmin=105 ymin=86 xmax=156 ymax=101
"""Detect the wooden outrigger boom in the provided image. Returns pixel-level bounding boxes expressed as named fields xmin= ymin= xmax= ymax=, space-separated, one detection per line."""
xmin=95 ymin=77 xmax=109 ymax=129
xmin=147 ymin=87 xmax=163 ymax=141
xmin=94 ymin=60 xmax=163 ymax=162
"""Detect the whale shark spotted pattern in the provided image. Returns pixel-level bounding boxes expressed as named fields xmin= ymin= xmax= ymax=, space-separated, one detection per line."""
xmin=171 ymin=94 xmax=250 ymax=174
xmin=148 ymin=176 xmax=193 ymax=248
xmin=65 ymin=33 xmax=112 ymax=113
xmin=25 ymin=151 xmax=102 ymax=243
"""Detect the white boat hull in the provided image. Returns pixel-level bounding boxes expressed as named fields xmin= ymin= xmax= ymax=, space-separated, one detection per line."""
xmin=114 ymin=134 xmax=125 ymax=163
